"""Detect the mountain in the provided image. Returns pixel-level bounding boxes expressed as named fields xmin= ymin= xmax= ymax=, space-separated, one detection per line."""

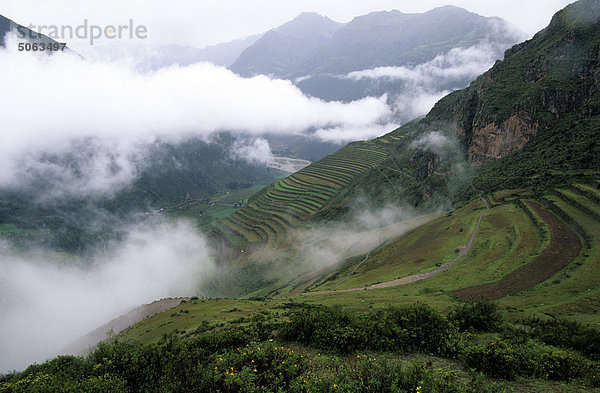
xmin=0 ymin=14 xmax=62 ymax=47
xmin=315 ymin=0 xmax=600 ymax=216
xmin=4 ymin=2 xmax=600 ymax=388
xmin=208 ymin=0 xmax=600 ymax=262
xmin=204 ymin=0 xmax=600 ymax=316
xmin=189 ymin=33 xmax=263 ymax=67
xmin=229 ymin=7 xmax=521 ymax=114
xmin=231 ymin=7 xmax=519 ymax=79
xmin=301 ymin=6 xmax=514 ymax=76
xmin=425 ymin=0 xmax=600 ymax=189
xmin=230 ymin=12 xmax=344 ymax=78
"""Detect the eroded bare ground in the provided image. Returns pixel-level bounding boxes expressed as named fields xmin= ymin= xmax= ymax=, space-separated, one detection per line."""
xmin=454 ymin=201 xmax=581 ymax=300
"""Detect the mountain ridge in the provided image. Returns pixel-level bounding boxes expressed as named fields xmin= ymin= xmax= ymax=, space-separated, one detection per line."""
xmin=231 ymin=6 xmax=519 ymax=80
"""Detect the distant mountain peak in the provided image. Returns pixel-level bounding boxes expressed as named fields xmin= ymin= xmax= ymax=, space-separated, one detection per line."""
xmin=292 ymin=12 xmax=332 ymax=21
xmin=429 ymin=5 xmax=471 ymax=12
xmin=273 ymin=11 xmax=343 ymax=37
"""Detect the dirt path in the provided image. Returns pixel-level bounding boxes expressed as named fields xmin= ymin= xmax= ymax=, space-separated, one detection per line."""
xmin=303 ymin=196 xmax=490 ymax=295
xmin=454 ymin=201 xmax=581 ymax=300
xmin=337 ymin=251 xmax=374 ymax=286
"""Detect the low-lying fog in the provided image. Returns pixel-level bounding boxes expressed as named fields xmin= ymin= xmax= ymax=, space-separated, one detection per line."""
xmin=0 ymin=220 xmax=213 ymax=371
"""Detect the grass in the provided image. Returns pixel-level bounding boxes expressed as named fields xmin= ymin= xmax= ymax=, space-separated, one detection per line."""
xmin=117 ymin=298 xmax=273 ymax=345
xmin=174 ymin=181 xmax=599 ymax=327
xmin=283 ymin=183 xmax=599 ymax=326
xmin=501 ymin=190 xmax=600 ymax=325
xmin=113 ymin=181 xmax=600 ymax=368
xmin=102 ymin=183 xmax=600 ymax=392
xmin=309 ymin=199 xmax=485 ymax=292
xmin=0 ymin=223 xmax=25 ymax=234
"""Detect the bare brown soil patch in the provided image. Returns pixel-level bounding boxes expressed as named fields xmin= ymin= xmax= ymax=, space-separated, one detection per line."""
xmin=454 ymin=201 xmax=581 ymax=300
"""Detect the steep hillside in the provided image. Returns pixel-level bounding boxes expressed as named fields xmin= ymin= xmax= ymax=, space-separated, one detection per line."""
xmin=426 ymin=0 xmax=600 ymax=167
xmin=317 ymin=0 xmax=600 ymax=217
xmin=210 ymin=138 xmax=396 ymax=248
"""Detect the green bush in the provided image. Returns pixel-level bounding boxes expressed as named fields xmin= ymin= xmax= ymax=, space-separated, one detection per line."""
xmin=463 ymin=338 xmax=588 ymax=381
xmin=279 ymin=304 xmax=462 ymax=357
xmin=522 ymin=317 xmax=600 ymax=360
xmin=372 ymin=304 xmax=463 ymax=356
xmin=448 ymin=301 xmax=504 ymax=332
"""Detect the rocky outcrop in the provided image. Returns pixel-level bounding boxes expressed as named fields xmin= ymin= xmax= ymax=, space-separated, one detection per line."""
xmin=468 ymin=112 xmax=539 ymax=164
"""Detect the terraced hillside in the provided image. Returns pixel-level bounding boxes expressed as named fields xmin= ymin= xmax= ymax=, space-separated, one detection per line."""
xmin=209 ymin=137 xmax=401 ymax=248
xmin=113 ymin=179 xmax=600 ymax=349
xmin=292 ymin=177 xmax=600 ymax=324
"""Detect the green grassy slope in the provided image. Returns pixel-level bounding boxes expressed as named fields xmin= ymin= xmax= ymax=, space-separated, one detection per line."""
xmin=125 ymin=177 xmax=600 ymax=344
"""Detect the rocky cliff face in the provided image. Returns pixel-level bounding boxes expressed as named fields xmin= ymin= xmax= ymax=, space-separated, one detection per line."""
xmin=467 ymin=112 xmax=540 ymax=163
xmin=426 ymin=0 xmax=600 ymax=165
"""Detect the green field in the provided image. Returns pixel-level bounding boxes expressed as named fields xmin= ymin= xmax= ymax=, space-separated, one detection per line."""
xmin=0 ymin=223 xmax=25 ymax=235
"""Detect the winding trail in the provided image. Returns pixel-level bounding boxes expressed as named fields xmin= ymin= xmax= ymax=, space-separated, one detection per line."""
xmin=337 ymin=250 xmax=375 ymax=286
xmin=302 ymin=196 xmax=490 ymax=295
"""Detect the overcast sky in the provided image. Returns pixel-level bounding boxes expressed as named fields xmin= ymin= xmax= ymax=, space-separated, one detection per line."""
xmin=4 ymin=0 xmax=575 ymax=50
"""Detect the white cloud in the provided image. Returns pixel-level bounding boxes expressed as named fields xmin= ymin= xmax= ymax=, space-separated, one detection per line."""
xmin=313 ymin=122 xmax=399 ymax=144
xmin=346 ymin=43 xmax=505 ymax=122
xmin=230 ymin=137 xmax=275 ymax=165
xmin=0 ymin=219 xmax=214 ymax=372
xmin=392 ymin=89 xmax=450 ymax=122
xmin=348 ymin=43 xmax=500 ymax=84
xmin=0 ymin=33 xmax=392 ymax=196
xmin=410 ymin=131 xmax=453 ymax=153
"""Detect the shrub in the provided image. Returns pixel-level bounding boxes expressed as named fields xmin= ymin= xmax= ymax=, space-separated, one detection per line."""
xmin=373 ymin=304 xmax=463 ymax=357
xmin=522 ymin=317 xmax=600 ymax=360
xmin=464 ymin=338 xmax=589 ymax=381
xmin=464 ymin=338 xmax=522 ymax=380
xmin=279 ymin=304 xmax=462 ymax=357
xmin=448 ymin=301 xmax=504 ymax=332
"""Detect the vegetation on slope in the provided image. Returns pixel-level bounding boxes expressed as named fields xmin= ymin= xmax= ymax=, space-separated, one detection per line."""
xmin=213 ymin=139 xmax=395 ymax=247
xmin=2 ymin=302 xmax=599 ymax=392
xmin=318 ymin=0 xmax=600 ymax=216
xmin=0 ymin=135 xmax=281 ymax=253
